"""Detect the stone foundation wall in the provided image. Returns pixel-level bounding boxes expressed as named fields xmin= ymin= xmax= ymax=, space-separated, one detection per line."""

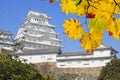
xmin=34 ymin=62 xmax=102 ymax=80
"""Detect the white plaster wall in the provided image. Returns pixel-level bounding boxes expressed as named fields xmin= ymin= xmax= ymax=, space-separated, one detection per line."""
xmin=19 ymin=54 xmax=57 ymax=63
xmin=57 ymin=59 xmax=111 ymax=68
xmin=57 ymin=55 xmax=92 ymax=60
xmin=93 ymin=50 xmax=111 ymax=57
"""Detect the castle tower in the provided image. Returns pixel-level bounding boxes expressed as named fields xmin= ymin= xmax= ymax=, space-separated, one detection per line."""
xmin=14 ymin=10 xmax=62 ymax=63
xmin=15 ymin=10 xmax=62 ymax=52
xmin=0 ymin=30 xmax=14 ymax=51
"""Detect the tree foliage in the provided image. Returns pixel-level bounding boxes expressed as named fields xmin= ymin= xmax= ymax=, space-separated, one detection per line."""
xmin=97 ymin=59 xmax=120 ymax=80
xmin=0 ymin=54 xmax=44 ymax=80
xmin=48 ymin=0 xmax=120 ymax=52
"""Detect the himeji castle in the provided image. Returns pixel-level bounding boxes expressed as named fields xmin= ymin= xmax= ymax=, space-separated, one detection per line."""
xmin=0 ymin=10 xmax=118 ymax=68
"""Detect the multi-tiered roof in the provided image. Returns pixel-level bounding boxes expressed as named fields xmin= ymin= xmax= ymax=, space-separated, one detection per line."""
xmin=15 ymin=11 xmax=62 ymax=53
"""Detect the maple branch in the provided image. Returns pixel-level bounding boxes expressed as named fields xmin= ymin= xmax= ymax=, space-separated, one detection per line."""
xmin=76 ymin=0 xmax=82 ymax=6
xmin=113 ymin=0 xmax=120 ymax=9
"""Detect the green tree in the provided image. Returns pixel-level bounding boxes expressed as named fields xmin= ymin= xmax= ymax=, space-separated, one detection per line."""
xmin=0 ymin=54 xmax=44 ymax=80
xmin=97 ymin=59 xmax=120 ymax=80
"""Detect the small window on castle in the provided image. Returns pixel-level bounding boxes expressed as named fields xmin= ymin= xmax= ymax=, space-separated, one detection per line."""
xmin=42 ymin=46 xmax=46 ymax=49
xmin=8 ymin=36 xmax=11 ymax=39
xmin=60 ymin=65 xmax=65 ymax=66
xmin=35 ymin=33 xmax=37 ymax=35
xmin=77 ymin=61 xmax=81 ymax=63
xmin=38 ymin=46 xmax=41 ymax=48
xmin=29 ymin=45 xmax=31 ymax=47
xmin=84 ymin=63 xmax=89 ymax=65
xmin=67 ymin=61 xmax=72 ymax=64
xmin=84 ymin=59 xmax=89 ymax=61
xmin=92 ymin=60 xmax=94 ymax=63
xmin=47 ymin=58 xmax=52 ymax=60
xmin=51 ymin=35 xmax=55 ymax=38
xmin=40 ymin=46 xmax=43 ymax=49
xmin=28 ymin=39 xmax=31 ymax=41
xmin=60 ymin=61 xmax=65 ymax=62
xmin=7 ymin=45 xmax=9 ymax=47
xmin=4 ymin=45 xmax=6 ymax=47
xmin=29 ymin=57 xmax=32 ymax=59
xmin=100 ymin=60 xmax=104 ymax=62
xmin=30 ymin=32 xmax=33 ymax=34
xmin=33 ymin=45 xmax=36 ymax=48
xmin=24 ymin=30 xmax=27 ymax=32
xmin=33 ymin=39 xmax=36 ymax=42
xmin=41 ymin=56 xmax=45 ymax=59
xmin=43 ymin=19 xmax=45 ymax=22
xmin=100 ymin=50 xmax=104 ymax=53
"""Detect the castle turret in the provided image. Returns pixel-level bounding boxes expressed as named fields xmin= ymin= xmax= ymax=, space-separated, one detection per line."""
xmin=0 ymin=30 xmax=14 ymax=51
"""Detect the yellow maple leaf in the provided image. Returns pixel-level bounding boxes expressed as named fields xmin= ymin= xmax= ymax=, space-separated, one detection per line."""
xmin=80 ymin=30 xmax=103 ymax=52
xmin=60 ymin=0 xmax=77 ymax=15
xmin=107 ymin=19 xmax=120 ymax=40
xmin=98 ymin=1 xmax=115 ymax=13
xmin=62 ymin=18 xmax=84 ymax=40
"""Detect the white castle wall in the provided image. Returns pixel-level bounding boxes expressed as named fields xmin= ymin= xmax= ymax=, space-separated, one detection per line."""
xmin=19 ymin=53 xmax=57 ymax=63
xmin=57 ymin=59 xmax=111 ymax=68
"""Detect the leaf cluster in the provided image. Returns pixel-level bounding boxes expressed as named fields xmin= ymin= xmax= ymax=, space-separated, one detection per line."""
xmin=49 ymin=0 xmax=120 ymax=52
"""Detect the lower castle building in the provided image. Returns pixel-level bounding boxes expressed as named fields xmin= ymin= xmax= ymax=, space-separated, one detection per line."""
xmin=57 ymin=44 xmax=117 ymax=68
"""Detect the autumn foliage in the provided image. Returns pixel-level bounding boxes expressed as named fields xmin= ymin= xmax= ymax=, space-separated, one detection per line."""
xmin=49 ymin=0 xmax=120 ymax=52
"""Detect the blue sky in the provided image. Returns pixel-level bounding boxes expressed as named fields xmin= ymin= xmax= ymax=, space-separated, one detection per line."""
xmin=0 ymin=0 xmax=120 ymax=58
